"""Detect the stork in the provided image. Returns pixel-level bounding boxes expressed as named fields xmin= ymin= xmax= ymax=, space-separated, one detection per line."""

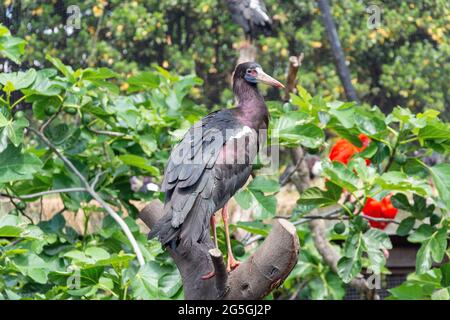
xmin=149 ymin=62 xmax=284 ymax=277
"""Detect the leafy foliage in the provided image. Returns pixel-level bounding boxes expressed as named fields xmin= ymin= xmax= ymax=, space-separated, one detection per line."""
xmin=0 ymin=4 xmax=449 ymax=300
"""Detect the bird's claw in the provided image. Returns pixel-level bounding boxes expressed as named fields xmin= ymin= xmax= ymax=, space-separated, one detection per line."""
xmin=201 ymin=270 xmax=216 ymax=280
xmin=226 ymin=257 xmax=241 ymax=273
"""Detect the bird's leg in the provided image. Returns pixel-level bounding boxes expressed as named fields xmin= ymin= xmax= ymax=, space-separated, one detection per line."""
xmin=222 ymin=202 xmax=240 ymax=272
xmin=201 ymin=215 xmax=218 ymax=280
xmin=211 ymin=214 xmax=218 ymax=248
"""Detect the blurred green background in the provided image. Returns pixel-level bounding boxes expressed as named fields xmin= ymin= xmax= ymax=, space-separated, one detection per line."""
xmin=1 ymin=0 xmax=449 ymax=116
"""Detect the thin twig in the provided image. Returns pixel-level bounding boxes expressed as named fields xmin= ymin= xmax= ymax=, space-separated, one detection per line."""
xmin=90 ymin=170 xmax=106 ymax=189
xmin=39 ymin=103 xmax=63 ymax=133
xmin=27 ymin=126 xmax=145 ymax=266
xmin=2 ymin=189 xmax=34 ymax=224
xmin=1 ymin=188 xmax=86 ymax=200
xmin=87 ymin=126 xmax=126 ymax=137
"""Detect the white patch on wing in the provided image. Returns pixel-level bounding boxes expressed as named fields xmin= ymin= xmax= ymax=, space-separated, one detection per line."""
xmin=250 ymin=0 xmax=270 ymax=22
xmin=229 ymin=126 xmax=253 ymax=140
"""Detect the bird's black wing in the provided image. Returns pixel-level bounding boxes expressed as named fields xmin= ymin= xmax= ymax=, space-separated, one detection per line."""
xmin=226 ymin=0 xmax=272 ymax=38
xmin=149 ymin=109 xmax=258 ymax=248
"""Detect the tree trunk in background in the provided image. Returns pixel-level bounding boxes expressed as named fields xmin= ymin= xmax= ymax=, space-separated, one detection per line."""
xmin=317 ymin=0 xmax=359 ymax=103
xmin=237 ymin=41 xmax=257 ymax=65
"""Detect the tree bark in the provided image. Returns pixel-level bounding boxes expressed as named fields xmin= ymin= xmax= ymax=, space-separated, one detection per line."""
xmin=139 ymin=200 xmax=300 ymax=300
xmin=237 ymin=40 xmax=257 ymax=65
xmin=317 ymin=0 xmax=359 ymax=102
xmin=284 ymin=54 xmax=304 ymax=101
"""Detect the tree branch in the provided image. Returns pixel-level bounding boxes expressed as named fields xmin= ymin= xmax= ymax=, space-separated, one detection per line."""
xmin=139 ymin=200 xmax=299 ymax=300
xmin=27 ymin=126 xmax=145 ymax=267
xmin=284 ymin=53 xmax=304 ymax=101
xmin=1 ymin=188 xmax=86 ymax=200
xmin=317 ymin=0 xmax=359 ymax=102
xmin=208 ymin=248 xmax=228 ymax=298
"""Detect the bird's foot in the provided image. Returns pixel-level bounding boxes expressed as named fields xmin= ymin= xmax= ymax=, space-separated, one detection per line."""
xmin=201 ymin=270 xmax=216 ymax=280
xmin=226 ymin=256 xmax=241 ymax=273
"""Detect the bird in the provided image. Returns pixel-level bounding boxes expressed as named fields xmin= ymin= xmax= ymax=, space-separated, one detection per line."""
xmin=226 ymin=0 xmax=272 ymax=40
xmin=148 ymin=62 xmax=284 ymax=276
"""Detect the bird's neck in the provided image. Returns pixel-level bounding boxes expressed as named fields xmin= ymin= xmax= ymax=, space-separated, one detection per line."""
xmin=233 ymin=79 xmax=268 ymax=129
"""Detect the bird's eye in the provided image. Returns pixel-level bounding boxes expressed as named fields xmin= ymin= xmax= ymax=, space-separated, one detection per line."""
xmin=246 ymin=69 xmax=252 ymax=74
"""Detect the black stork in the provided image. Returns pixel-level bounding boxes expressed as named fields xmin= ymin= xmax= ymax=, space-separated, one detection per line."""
xmin=149 ymin=62 xmax=284 ymax=275
xmin=226 ymin=0 xmax=272 ymax=40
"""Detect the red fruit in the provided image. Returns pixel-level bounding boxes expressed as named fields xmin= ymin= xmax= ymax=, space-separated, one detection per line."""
xmin=362 ymin=198 xmax=386 ymax=229
xmin=362 ymin=195 xmax=398 ymax=229
xmin=329 ymin=139 xmax=358 ymax=165
xmin=381 ymin=194 xmax=398 ymax=219
xmin=356 ymin=134 xmax=370 ymax=152
xmin=329 ymin=134 xmax=371 ymax=165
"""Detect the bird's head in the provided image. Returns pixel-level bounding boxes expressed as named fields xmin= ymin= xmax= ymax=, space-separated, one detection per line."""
xmin=233 ymin=62 xmax=284 ymax=89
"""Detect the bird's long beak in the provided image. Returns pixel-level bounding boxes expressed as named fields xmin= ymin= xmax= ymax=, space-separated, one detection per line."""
xmin=255 ymin=68 xmax=285 ymax=88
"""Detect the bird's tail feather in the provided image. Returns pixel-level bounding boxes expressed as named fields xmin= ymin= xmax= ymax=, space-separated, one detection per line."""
xmin=148 ymin=198 xmax=215 ymax=250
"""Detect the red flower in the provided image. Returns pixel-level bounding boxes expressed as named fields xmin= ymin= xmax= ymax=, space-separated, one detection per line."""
xmin=362 ymin=195 xmax=398 ymax=229
xmin=329 ymin=134 xmax=371 ymax=165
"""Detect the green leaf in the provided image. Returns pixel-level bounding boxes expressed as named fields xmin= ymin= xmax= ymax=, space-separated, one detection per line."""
xmin=349 ymin=157 xmax=375 ymax=183
xmin=431 ymin=288 xmax=450 ymax=300
xmin=137 ymin=134 xmax=157 ymax=157
xmin=429 ymin=164 xmax=450 ymax=211
xmin=0 ymin=225 xmax=23 ymax=237
xmin=298 ymin=182 xmax=342 ymax=207
xmin=131 ymin=262 xmax=163 ymax=299
xmin=118 ymin=154 xmax=159 ymax=176
xmin=44 ymin=122 xmax=71 ymax=145
xmin=322 ymin=160 xmax=360 ymax=192
xmin=85 ymin=247 xmax=110 ymax=261
xmin=337 ymin=257 xmax=362 ymax=283
xmin=392 ymin=193 xmax=434 ymax=220
xmin=248 ymin=176 xmax=280 ymax=193
xmin=430 ymin=228 xmax=447 ymax=263
xmin=13 ymin=253 xmax=50 ymax=284
xmin=0 ymin=144 xmax=43 ymax=183
xmin=82 ymin=67 xmax=118 ymax=80
xmin=0 ymin=69 xmax=36 ymax=91
xmin=293 ymin=124 xmax=325 ymax=149
xmin=391 ymin=193 xmax=412 ymax=211
xmin=251 ymin=190 xmax=276 ymax=219
xmin=338 ymin=231 xmax=363 ymax=283
xmin=440 ymin=263 xmax=450 ymax=287
xmin=388 ymin=282 xmax=428 ymax=300
xmin=408 ymin=224 xmax=434 ymax=243
xmin=1 ymin=117 xmax=29 ymax=147
xmin=127 ymin=71 xmax=160 ymax=92
xmin=363 ymin=228 xmax=392 ymax=274
xmin=418 ymin=123 xmax=450 ymax=141
xmin=396 ymin=217 xmax=416 ymax=236
xmin=413 ymin=227 xmax=447 ymax=274
xmin=46 ymin=54 xmax=75 ymax=82
xmin=234 ymin=189 xmax=253 ymax=210
xmin=354 ymin=112 xmax=387 ymax=137
xmin=359 ymin=142 xmax=378 ymax=158
xmin=375 ymin=171 xmax=430 ymax=196
xmin=235 ymin=221 xmax=271 ymax=236
xmin=0 ymin=29 xmax=25 ymax=64
xmin=159 ymin=268 xmax=182 ymax=298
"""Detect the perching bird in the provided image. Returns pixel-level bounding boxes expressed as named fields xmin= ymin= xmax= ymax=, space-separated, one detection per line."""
xmin=226 ymin=0 xmax=272 ymax=40
xmin=149 ymin=62 xmax=284 ymax=275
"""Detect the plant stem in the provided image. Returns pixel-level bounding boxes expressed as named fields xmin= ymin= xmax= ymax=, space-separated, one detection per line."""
xmin=1 ymin=187 xmax=86 ymax=200
xmin=27 ymin=126 xmax=145 ymax=266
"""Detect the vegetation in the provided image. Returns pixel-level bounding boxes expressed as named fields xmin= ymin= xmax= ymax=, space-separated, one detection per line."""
xmin=0 ymin=0 xmax=449 ymax=300
xmin=2 ymin=1 xmax=449 ymax=114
